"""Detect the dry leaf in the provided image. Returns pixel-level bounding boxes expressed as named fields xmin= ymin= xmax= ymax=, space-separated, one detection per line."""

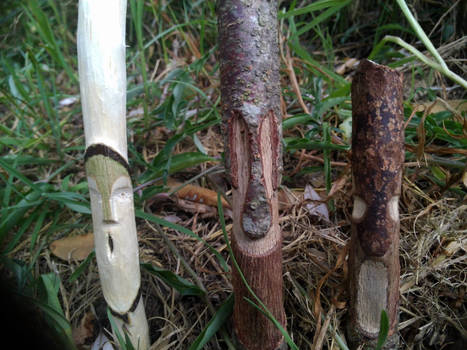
xmin=175 ymin=198 xmax=223 ymax=218
xmin=326 ymin=173 xmax=349 ymax=199
xmin=50 ymin=233 xmax=94 ymax=262
xmin=304 ymin=184 xmax=329 ymax=222
xmin=72 ymin=311 xmax=98 ymax=349
xmin=415 ymin=99 xmax=467 ymax=114
xmin=278 ymin=186 xmax=301 ymax=210
xmin=154 ymin=180 xmax=233 ymax=218
xmin=170 ymin=181 xmax=231 ymax=209
xmin=444 ymin=238 xmax=467 ymax=256
xmin=335 ymin=58 xmax=359 ymax=75
xmin=58 ymin=96 xmax=78 ymax=108
xmin=416 ymin=101 xmax=435 ymax=161
xmin=163 ymin=214 xmax=183 ymax=224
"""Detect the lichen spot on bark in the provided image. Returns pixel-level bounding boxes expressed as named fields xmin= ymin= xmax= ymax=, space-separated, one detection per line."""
xmin=357 ymin=260 xmax=388 ymax=335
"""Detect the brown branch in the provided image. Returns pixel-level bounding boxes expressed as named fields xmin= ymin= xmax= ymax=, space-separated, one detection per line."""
xmin=218 ymin=1 xmax=286 ymax=349
xmin=348 ymin=60 xmax=404 ymax=349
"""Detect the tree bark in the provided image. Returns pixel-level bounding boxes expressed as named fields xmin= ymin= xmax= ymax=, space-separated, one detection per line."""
xmin=77 ymin=1 xmax=149 ymax=348
xmin=217 ymin=1 xmax=286 ymax=349
xmin=348 ymin=59 xmax=404 ymax=349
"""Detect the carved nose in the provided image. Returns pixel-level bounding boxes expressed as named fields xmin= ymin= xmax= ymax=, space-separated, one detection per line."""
xmin=102 ymin=199 xmax=117 ymax=223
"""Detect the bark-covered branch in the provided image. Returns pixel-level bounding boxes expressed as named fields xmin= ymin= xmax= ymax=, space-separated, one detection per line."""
xmin=348 ymin=59 xmax=404 ymax=349
xmin=218 ymin=1 xmax=286 ymax=349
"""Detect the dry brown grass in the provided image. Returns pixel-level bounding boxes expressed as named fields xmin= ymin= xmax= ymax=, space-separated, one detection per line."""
xmin=43 ymin=124 xmax=466 ymax=349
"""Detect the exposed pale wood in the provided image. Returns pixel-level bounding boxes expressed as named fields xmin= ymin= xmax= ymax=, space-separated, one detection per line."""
xmin=356 ymin=261 xmax=388 ymax=334
xmin=77 ymin=1 xmax=149 ymax=348
xmin=78 ymin=0 xmax=128 ymax=158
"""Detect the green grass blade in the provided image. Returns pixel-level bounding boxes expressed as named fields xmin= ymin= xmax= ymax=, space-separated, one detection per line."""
xmin=29 ymin=207 xmax=48 ymax=251
xmin=280 ymin=0 xmax=348 ymax=19
xmin=0 ymin=157 xmax=42 ymax=191
xmin=334 ymin=333 xmax=350 ymax=350
xmin=189 ymin=293 xmax=234 ymax=350
xmin=2 ymin=208 xmax=38 ymax=255
xmin=0 ymin=192 xmax=43 ymax=244
xmin=23 ymin=0 xmax=77 ymax=83
xmin=288 ymin=40 xmax=348 ymax=87
xmin=141 ymin=152 xmax=217 ymax=184
xmin=296 ymin=0 xmax=350 ymax=37
xmin=141 ymin=263 xmax=205 ymax=297
xmin=129 ymin=0 xmax=150 ymax=125
xmin=68 ymin=251 xmax=95 ymax=284
xmin=39 ymin=273 xmax=76 ymax=349
xmin=375 ymin=310 xmax=390 ymax=350
xmin=322 ymin=122 xmax=334 ymax=211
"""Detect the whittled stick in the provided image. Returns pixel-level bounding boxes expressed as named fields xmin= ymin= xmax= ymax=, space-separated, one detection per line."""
xmin=217 ymin=1 xmax=286 ymax=349
xmin=348 ymin=59 xmax=404 ymax=349
xmin=77 ymin=1 xmax=149 ymax=348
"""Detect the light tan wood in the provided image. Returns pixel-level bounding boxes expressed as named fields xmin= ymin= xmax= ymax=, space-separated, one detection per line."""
xmin=77 ymin=1 xmax=149 ymax=348
xmin=357 ymin=260 xmax=388 ymax=335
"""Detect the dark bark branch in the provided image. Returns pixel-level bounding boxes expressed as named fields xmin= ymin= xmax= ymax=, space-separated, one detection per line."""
xmin=348 ymin=59 xmax=404 ymax=349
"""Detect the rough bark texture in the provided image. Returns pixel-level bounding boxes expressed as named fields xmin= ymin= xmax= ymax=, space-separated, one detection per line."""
xmin=217 ymin=1 xmax=286 ymax=349
xmin=348 ymin=59 xmax=404 ymax=349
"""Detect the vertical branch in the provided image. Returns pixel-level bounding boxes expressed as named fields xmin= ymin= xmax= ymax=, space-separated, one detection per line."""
xmin=77 ymin=1 xmax=149 ymax=348
xmin=348 ymin=59 xmax=404 ymax=349
xmin=217 ymin=1 xmax=286 ymax=349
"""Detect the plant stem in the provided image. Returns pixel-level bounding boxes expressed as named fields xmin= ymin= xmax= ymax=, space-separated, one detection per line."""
xmin=395 ymin=0 xmax=447 ymax=69
xmin=382 ymin=35 xmax=467 ymax=89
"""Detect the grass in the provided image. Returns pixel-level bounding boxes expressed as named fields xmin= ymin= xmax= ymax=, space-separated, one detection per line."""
xmin=0 ymin=0 xmax=466 ymax=349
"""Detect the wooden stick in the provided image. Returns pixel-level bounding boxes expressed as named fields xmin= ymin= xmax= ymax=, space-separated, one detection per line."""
xmin=348 ymin=59 xmax=404 ymax=349
xmin=217 ymin=1 xmax=286 ymax=349
xmin=77 ymin=1 xmax=149 ymax=348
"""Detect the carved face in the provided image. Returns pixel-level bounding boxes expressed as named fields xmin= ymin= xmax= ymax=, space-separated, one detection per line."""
xmin=86 ymin=155 xmax=140 ymax=313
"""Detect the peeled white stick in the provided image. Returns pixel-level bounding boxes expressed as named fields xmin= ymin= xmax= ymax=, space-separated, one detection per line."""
xmin=77 ymin=1 xmax=149 ymax=348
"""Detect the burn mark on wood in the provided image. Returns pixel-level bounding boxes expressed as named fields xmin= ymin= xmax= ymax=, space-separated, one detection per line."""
xmin=85 ymin=143 xmax=130 ymax=175
xmin=109 ymin=287 xmax=142 ymax=324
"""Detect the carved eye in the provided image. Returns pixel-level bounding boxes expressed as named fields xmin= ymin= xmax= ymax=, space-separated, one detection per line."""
xmin=112 ymin=187 xmax=132 ymax=201
xmin=88 ymin=186 xmax=100 ymax=196
xmin=87 ymin=178 xmax=102 ymax=199
xmin=352 ymin=196 xmax=367 ymax=221
xmin=111 ymin=176 xmax=133 ymax=201
xmin=388 ymin=196 xmax=399 ymax=221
